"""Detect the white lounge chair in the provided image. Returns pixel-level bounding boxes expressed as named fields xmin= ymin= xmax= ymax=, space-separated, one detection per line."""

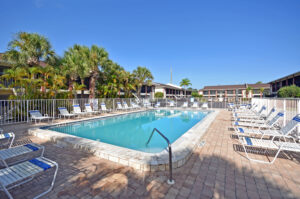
xmin=100 ymin=103 xmax=112 ymax=113
xmin=234 ymin=107 xmax=275 ymax=121
xmin=143 ymin=100 xmax=151 ymax=108
xmin=233 ymin=112 xmax=284 ymax=129
xmin=58 ymin=107 xmax=77 ymax=119
xmin=182 ymin=102 xmax=188 ymax=108
xmin=131 ymin=102 xmax=141 ymax=109
xmin=227 ymin=103 xmax=236 ymax=111
xmin=0 ymin=128 xmax=15 ymax=148
xmin=85 ymin=104 xmax=99 ymax=115
xmin=201 ymin=103 xmax=208 ymax=109
xmin=192 ymin=102 xmax=198 ymax=108
xmin=117 ymin=102 xmax=126 ymax=111
xmin=169 ymin=101 xmax=175 ymax=107
xmin=154 ymin=102 xmax=160 ymax=108
xmin=0 ymin=143 xmax=44 ymax=168
xmin=234 ymin=104 xmax=257 ymax=114
xmin=239 ymin=130 xmax=300 ymax=164
xmin=234 ymin=106 xmax=266 ymax=118
xmin=72 ymin=104 xmax=89 ymax=117
xmin=235 ymin=114 xmax=300 ymax=140
xmin=123 ymin=102 xmax=133 ymax=111
xmin=234 ymin=107 xmax=276 ymax=124
xmin=0 ymin=157 xmax=58 ymax=199
xmin=29 ymin=110 xmax=52 ymax=124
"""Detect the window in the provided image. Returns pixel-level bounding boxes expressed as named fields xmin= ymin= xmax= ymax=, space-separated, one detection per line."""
xmin=227 ymin=90 xmax=233 ymax=94
xmin=238 ymin=90 xmax=243 ymax=94
xmin=210 ymin=90 xmax=216 ymax=94
xmin=218 ymin=90 xmax=225 ymax=94
xmin=253 ymin=89 xmax=260 ymax=94
xmin=203 ymin=91 xmax=209 ymax=95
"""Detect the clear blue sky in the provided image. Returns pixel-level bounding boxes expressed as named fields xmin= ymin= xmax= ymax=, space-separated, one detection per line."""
xmin=1 ymin=0 xmax=300 ymax=89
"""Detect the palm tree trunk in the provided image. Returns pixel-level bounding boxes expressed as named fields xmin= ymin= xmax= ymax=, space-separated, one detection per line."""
xmin=89 ymin=71 xmax=98 ymax=99
xmin=81 ymin=79 xmax=85 ymax=99
xmin=138 ymin=86 xmax=142 ymax=97
xmin=68 ymin=79 xmax=74 ymax=99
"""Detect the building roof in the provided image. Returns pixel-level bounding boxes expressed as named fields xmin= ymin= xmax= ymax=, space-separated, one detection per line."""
xmin=152 ymin=82 xmax=186 ymax=90
xmin=268 ymin=71 xmax=300 ymax=83
xmin=201 ymin=83 xmax=270 ymax=90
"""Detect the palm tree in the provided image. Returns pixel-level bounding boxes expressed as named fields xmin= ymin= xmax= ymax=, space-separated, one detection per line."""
xmin=62 ymin=45 xmax=85 ymax=97
xmin=47 ymin=73 xmax=65 ymax=98
xmin=3 ymin=32 xmax=55 ymax=68
xmin=180 ymin=78 xmax=192 ymax=96
xmin=120 ymin=71 xmax=136 ymax=97
xmin=133 ymin=66 xmax=153 ymax=97
xmin=246 ymin=86 xmax=253 ymax=99
xmin=87 ymin=45 xmax=109 ymax=99
xmin=38 ymin=65 xmax=54 ymax=95
xmin=260 ymin=87 xmax=265 ymax=98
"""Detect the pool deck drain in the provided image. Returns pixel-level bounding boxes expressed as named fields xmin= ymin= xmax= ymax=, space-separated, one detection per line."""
xmin=28 ymin=109 xmax=219 ymax=171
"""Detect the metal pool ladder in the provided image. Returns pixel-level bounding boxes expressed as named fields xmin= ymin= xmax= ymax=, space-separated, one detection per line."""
xmin=146 ymin=128 xmax=175 ymax=185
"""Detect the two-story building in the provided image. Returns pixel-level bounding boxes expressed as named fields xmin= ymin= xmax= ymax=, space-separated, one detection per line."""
xmin=269 ymin=71 xmax=300 ymax=96
xmin=199 ymin=83 xmax=270 ymax=101
xmin=139 ymin=82 xmax=192 ymax=98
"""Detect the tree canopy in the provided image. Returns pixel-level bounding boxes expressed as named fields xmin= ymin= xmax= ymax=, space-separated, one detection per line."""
xmin=1 ymin=32 xmax=157 ymax=99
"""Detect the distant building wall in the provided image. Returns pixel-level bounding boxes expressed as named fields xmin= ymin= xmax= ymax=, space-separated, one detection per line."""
xmin=269 ymin=71 xmax=300 ymax=96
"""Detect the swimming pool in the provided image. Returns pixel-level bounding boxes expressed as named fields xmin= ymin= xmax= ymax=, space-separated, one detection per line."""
xmin=45 ymin=110 xmax=208 ymax=153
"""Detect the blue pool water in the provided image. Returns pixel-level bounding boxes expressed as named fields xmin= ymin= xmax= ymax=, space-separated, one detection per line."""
xmin=46 ymin=110 xmax=208 ymax=153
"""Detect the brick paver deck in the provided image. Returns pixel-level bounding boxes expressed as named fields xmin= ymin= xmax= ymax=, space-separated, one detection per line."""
xmin=0 ymin=110 xmax=300 ymax=199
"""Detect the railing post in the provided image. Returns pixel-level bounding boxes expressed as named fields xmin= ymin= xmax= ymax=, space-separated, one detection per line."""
xmin=113 ymin=99 xmax=115 ymax=111
xmin=146 ymin=128 xmax=174 ymax=185
xmin=53 ymin=99 xmax=55 ymax=119
xmin=168 ymin=144 xmax=174 ymax=185
xmin=26 ymin=100 xmax=29 ymax=123
xmin=283 ymin=99 xmax=286 ymax=126
xmin=297 ymin=99 xmax=300 ymax=134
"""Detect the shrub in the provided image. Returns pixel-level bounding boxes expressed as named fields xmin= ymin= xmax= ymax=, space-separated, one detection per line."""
xmin=154 ymin=92 xmax=164 ymax=98
xmin=191 ymin=92 xmax=200 ymax=98
xmin=278 ymin=85 xmax=300 ymax=98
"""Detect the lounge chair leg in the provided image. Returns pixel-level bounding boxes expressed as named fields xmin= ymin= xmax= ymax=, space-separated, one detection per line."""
xmin=33 ymin=163 xmax=58 ymax=199
xmin=2 ymin=185 xmax=13 ymax=199
xmin=241 ymin=141 xmax=280 ymax=164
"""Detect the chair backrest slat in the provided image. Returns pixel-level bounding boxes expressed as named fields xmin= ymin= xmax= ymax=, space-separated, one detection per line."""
xmin=73 ymin=105 xmax=82 ymax=113
xmin=101 ymin=103 xmax=107 ymax=111
xmin=280 ymin=114 xmax=300 ymax=135
xmin=117 ymin=102 xmax=122 ymax=109
xmin=29 ymin=110 xmax=43 ymax=117
xmin=85 ymin=104 xmax=93 ymax=112
xmin=265 ymin=107 xmax=275 ymax=120
xmin=267 ymin=112 xmax=284 ymax=126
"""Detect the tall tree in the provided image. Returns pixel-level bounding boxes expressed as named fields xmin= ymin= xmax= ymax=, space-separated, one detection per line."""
xmin=3 ymin=32 xmax=55 ymax=68
xmin=259 ymin=87 xmax=265 ymax=98
xmin=133 ymin=66 xmax=153 ymax=97
xmin=62 ymin=45 xmax=87 ymax=97
xmin=87 ymin=45 xmax=108 ymax=99
xmin=246 ymin=86 xmax=253 ymax=99
xmin=180 ymin=78 xmax=192 ymax=96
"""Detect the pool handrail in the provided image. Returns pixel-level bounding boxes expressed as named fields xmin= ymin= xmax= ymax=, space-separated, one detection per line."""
xmin=146 ymin=128 xmax=175 ymax=185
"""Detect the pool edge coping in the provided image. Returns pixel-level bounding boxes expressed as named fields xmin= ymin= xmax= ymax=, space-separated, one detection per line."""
xmin=28 ymin=108 xmax=220 ymax=172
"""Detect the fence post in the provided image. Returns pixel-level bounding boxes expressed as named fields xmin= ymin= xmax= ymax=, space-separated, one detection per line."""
xmin=26 ymin=100 xmax=29 ymax=123
xmin=283 ymin=99 xmax=286 ymax=126
xmin=53 ymin=99 xmax=55 ymax=119
xmin=113 ymin=99 xmax=115 ymax=111
xmin=298 ymin=99 xmax=300 ymax=134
